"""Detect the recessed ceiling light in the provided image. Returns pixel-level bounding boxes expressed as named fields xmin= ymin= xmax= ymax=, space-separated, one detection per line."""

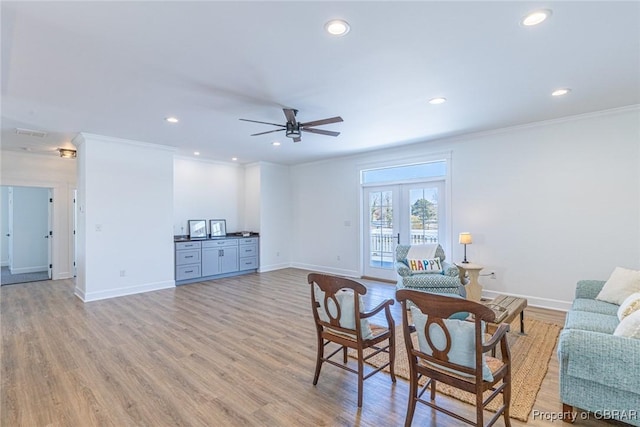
xmin=552 ymin=88 xmax=571 ymax=97
xmin=521 ymin=9 xmax=552 ymax=26
xmin=428 ymin=97 xmax=447 ymax=105
xmin=231 ymin=157 xmax=238 ymax=161
xmin=272 ymin=141 xmax=281 ymax=146
xmin=165 ymin=117 xmax=179 ymax=123
xmin=325 ymin=19 xmax=350 ymax=36
xmin=194 ymin=151 xmax=200 ymax=156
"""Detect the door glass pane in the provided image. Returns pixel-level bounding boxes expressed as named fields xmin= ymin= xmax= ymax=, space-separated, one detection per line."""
xmin=369 ymin=190 xmax=394 ymax=268
xmin=409 ymin=187 xmax=438 ymax=245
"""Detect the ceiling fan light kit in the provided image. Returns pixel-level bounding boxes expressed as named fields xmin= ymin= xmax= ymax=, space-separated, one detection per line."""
xmin=240 ymin=108 xmax=343 ymax=143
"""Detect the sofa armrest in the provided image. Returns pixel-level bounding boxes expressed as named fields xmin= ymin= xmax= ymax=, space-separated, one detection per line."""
xmin=397 ymin=263 xmax=412 ymax=278
xmin=558 ymin=328 xmax=640 ymax=394
xmin=443 ymin=262 xmax=460 ymax=277
xmin=575 ymin=280 xmax=606 ymax=300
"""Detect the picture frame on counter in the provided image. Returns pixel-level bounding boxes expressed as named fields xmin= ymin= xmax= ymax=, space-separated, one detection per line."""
xmin=210 ymin=219 xmax=227 ymax=238
xmin=188 ymin=220 xmax=207 ymax=239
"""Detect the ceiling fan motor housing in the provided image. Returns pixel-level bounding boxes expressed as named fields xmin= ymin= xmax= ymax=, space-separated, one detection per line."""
xmin=286 ymin=122 xmax=301 ymax=139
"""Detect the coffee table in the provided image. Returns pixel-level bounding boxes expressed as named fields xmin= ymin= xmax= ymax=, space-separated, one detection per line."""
xmin=484 ymin=294 xmax=528 ymax=334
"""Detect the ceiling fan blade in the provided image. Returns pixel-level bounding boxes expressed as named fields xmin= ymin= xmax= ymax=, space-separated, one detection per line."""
xmin=301 ymin=127 xmax=340 ymax=137
xmin=299 ymin=116 xmax=343 ymax=127
xmin=250 ymin=129 xmax=285 ymax=136
xmin=283 ymin=108 xmax=298 ymax=125
xmin=239 ymin=118 xmax=285 ymax=127
xmin=293 ymin=137 xmax=302 ymax=143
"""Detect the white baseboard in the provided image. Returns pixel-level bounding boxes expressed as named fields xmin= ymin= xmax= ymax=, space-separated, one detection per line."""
xmin=258 ymin=262 xmax=292 ymax=273
xmin=482 ymin=289 xmax=572 ymax=312
xmin=9 ymin=265 xmax=48 ymax=274
xmin=289 ymin=262 xmax=360 ymax=278
xmin=75 ymin=280 xmax=175 ymax=302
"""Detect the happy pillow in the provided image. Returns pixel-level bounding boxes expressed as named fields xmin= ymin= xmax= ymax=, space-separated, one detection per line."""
xmin=407 ymin=258 xmax=443 ymax=274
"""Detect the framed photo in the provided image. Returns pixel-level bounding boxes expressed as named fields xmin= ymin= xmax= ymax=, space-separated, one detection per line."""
xmin=209 ymin=219 xmax=226 ymax=238
xmin=188 ymin=220 xmax=207 ymax=239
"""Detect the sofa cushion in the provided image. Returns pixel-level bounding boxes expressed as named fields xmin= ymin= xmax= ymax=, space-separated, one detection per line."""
xmin=571 ymin=298 xmax=619 ymax=316
xmin=596 ymin=267 xmax=640 ymax=305
xmin=564 ymin=310 xmax=619 ymax=334
xmin=617 ymin=292 xmax=640 ymax=321
xmin=614 ymin=310 xmax=640 ymax=339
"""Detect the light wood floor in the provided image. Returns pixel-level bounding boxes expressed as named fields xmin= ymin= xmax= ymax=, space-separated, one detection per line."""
xmin=1 ymin=268 xmax=619 ymax=426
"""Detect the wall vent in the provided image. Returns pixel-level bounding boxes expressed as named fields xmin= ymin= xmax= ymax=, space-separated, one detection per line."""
xmin=15 ymin=128 xmax=47 ymax=138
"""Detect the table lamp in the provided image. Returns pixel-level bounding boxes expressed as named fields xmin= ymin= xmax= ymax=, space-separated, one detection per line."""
xmin=459 ymin=232 xmax=472 ymax=263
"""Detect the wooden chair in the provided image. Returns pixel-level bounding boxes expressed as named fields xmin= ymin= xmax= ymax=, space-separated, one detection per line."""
xmin=308 ymin=273 xmax=396 ymax=407
xmin=396 ymin=289 xmax=511 ymax=427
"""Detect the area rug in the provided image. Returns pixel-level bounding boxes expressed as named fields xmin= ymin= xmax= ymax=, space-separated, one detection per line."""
xmin=348 ymin=317 xmax=561 ymax=422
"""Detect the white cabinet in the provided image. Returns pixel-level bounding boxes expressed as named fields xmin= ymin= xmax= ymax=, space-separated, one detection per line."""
xmin=175 ymin=237 xmax=258 ymax=284
xmin=239 ymin=238 xmax=259 ymax=271
xmin=202 ymin=239 xmax=239 ymax=276
xmin=175 ymin=241 xmax=202 ymax=281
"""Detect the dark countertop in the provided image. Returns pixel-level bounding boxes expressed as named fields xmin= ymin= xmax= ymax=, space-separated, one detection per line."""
xmin=174 ymin=233 xmax=259 ymax=242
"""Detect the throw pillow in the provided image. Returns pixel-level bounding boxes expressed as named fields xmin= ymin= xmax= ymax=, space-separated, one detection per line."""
xmin=613 ymin=309 xmax=640 ymax=339
xmin=596 ymin=267 xmax=640 ymax=305
xmin=407 ymin=258 xmax=443 ymax=274
xmin=314 ymin=285 xmax=373 ymax=340
xmin=410 ymin=305 xmax=493 ymax=381
xmin=617 ymin=292 xmax=640 ymax=321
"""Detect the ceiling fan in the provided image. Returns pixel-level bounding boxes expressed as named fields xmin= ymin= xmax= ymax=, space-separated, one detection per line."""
xmin=240 ymin=108 xmax=343 ymax=142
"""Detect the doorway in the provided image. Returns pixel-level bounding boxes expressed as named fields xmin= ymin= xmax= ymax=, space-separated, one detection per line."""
xmin=1 ymin=186 xmax=52 ymax=285
xmin=363 ymin=182 xmax=444 ymax=281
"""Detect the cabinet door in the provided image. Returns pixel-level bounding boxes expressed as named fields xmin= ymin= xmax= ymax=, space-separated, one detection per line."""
xmin=202 ymin=247 xmax=221 ymax=276
xmin=219 ymin=246 xmax=239 ymax=274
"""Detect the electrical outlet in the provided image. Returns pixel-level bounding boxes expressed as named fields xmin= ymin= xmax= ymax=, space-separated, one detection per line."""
xmin=490 ymin=271 xmax=496 ymax=279
xmin=119 ymin=270 xmax=126 ymax=277
xmin=337 ymin=255 xmax=341 ymax=261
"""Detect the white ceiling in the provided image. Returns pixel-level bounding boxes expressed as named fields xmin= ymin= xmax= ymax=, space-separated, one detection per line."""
xmin=1 ymin=1 xmax=639 ymax=165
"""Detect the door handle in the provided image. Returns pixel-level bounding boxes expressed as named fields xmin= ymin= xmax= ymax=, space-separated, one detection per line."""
xmin=5 ymin=234 xmax=9 ymax=237
xmin=396 ymin=233 xmax=400 ymax=244
xmin=44 ymin=235 xmax=49 ymax=239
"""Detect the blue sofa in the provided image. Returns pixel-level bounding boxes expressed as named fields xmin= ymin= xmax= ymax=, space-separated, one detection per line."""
xmin=557 ymin=280 xmax=640 ymax=426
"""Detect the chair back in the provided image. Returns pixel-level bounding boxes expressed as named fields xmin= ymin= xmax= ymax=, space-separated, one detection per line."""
xmin=396 ymin=289 xmax=497 ymax=381
xmin=309 ymin=273 xmax=368 ymax=339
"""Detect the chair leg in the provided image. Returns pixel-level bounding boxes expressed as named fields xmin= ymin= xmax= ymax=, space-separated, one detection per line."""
xmin=476 ymin=391 xmax=483 ymax=427
xmin=343 ymin=345 xmax=348 ymax=364
xmin=430 ymin=378 xmax=436 ymax=400
xmin=405 ymin=375 xmax=418 ymax=427
xmin=313 ymin=335 xmax=324 ymax=385
xmin=357 ymin=348 xmax=364 ymax=407
xmin=503 ymin=379 xmax=512 ymax=427
xmin=389 ymin=335 xmax=396 ymax=382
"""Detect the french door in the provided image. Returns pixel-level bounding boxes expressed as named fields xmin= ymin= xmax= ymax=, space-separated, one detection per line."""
xmin=363 ymin=181 xmax=444 ymax=281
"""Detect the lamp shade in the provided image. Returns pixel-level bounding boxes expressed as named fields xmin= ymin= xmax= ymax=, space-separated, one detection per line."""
xmin=459 ymin=232 xmax=473 ymax=245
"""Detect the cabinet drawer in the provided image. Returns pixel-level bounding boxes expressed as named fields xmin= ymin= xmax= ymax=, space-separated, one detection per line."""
xmin=176 ymin=264 xmax=201 ymax=280
xmin=202 ymin=239 xmax=237 ymax=248
xmin=239 ymin=257 xmax=257 ymax=270
xmin=239 ymin=244 xmax=257 ymax=257
xmin=176 ymin=241 xmax=201 ymax=250
xmin=239 ymin=238 xmax=258 ymax=246
xmin=176 ymin=249 xmax=201 ymax=265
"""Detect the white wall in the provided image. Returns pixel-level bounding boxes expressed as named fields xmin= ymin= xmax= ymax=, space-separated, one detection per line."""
xmin=257 ymin=162 xmax=292 ymax=272
xmin=0 ymin=150 xmax=76 ymax=279
xmin=0 ymin=186 xmax=8 ymax=266
xmin=8 ymin=186 xmax=49 ymax=273
xmin=74 ymin=133 xmax=175 ymax=301
xmin=243 ymin=163 xmax=260 ymax=233
xmin=173 ymin=157 xmax=243 ymax=235
xmin=290 ymin=107 xmax=640 ymax=309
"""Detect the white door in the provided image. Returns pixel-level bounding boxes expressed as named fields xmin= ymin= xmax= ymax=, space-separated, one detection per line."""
xmin=363 ymin=181 xmax=445 ymax=281
xmin=364 ymin=186 xmax=400 ymax=280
